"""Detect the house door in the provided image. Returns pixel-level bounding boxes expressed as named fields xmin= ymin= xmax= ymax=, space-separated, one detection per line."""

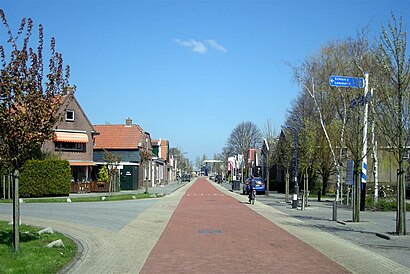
xmin=120 ymin=166 xmax=135 ymax=190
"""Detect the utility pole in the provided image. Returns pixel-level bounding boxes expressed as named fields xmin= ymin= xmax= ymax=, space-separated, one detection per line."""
xmin=293 ymin=130 xmax=299 ymax=209
xmin=285 ymin=126 xmax=299 ymax=209
xmin=360 ymin=72 xmax=369 ymax=211
xmin=13 ymin=170 xmax=19 ymax=253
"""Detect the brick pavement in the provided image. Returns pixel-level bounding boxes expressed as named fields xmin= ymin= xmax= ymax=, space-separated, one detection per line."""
xmin=141 ymin=178 xmax=349 ymax=273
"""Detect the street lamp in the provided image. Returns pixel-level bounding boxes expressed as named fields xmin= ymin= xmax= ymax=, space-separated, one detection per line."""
xmin=286 ymin=126 xmax=299 ymax=209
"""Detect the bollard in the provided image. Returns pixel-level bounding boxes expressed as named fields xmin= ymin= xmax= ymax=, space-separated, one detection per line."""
xmin=301 ymin=195 xmax=305 ymax=211
xmin=292 ymin=194 xmax=298 ymax=209
xmin=318 ymin=190 xmax=321 ymax=202
xmin=332 ymin=200 xmax=337 ymax=221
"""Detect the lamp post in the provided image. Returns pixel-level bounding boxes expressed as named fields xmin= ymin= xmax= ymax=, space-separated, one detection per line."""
xmin=286 ymin=126 xmax=299 ymax=209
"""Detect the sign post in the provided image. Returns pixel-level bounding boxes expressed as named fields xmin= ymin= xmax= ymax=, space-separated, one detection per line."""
xmin=329 ymin=75 xmax=364 ymax=88
xmin=329 ymin=74 xmax=367 ymax=220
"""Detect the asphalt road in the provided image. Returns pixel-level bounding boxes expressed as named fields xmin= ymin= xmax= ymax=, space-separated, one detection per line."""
xmin=0 ymin=199 xmax=158 ymax=231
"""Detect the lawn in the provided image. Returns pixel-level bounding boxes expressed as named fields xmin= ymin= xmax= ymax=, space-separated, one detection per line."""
xmin=0 ymin=220 xmax=77 ymax=273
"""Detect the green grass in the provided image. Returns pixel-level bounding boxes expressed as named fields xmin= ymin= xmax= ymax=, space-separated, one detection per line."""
xmin=0 ymin=193 xmax=158 ymax=203
xmin=0 ymin=220 xmax=77 ymax=274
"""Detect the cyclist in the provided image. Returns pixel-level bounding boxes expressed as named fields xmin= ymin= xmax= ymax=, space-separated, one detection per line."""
xmin=248 ymin=175 xmax=256 ymax=203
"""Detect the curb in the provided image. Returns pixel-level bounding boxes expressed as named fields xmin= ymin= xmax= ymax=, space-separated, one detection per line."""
xmin=58 ymin=233 xmax=85 ymax=274
xmin=375 ymin=232 xmax=391 ymax=240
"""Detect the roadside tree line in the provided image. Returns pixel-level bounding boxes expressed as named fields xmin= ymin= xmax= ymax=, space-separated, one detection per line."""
xmin=283 ymin=14 xmax=408 ymax=235
xmin=220 ymin=14 xmax=408 ymax=236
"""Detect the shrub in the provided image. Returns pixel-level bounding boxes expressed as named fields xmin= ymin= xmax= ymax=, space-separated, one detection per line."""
xmin=98 ymin=166 xmax=109 ymax=182
xmin=366 ymin=195 xmax=410 ymax=211
xmin=20 ymin=159 xmax=71 ymax=197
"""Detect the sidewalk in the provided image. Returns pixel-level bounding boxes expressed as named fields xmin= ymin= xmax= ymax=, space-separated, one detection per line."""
xmin=222 ymin=181 xmax=410 ymax=269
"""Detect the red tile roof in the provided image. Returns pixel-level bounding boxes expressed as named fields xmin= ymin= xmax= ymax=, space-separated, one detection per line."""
xmin=93 ymin=124 xmax=144 ymax=149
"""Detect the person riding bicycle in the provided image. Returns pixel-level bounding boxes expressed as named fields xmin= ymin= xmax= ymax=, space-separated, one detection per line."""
xmin=248 ymin=175 xmax=256 ymax=202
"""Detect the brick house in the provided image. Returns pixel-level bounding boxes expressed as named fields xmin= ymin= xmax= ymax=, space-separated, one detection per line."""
xmin=42 ymin=87 xmax=99 ymax=185
xmin=93 ymin=118 xmax=152 ymax=190
xmin=151 ymin=139 xmax=171 ymax=185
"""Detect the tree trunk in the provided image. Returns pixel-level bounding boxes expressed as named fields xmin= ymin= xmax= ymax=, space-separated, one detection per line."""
xmin=353 ymin=162 xmax=361 ymax=222
xmin=371 ymin=89 xmax=379 ymax=205
xmin=108 ymin=176 xmax=112 ymax=197
xmin=13 ymin=170 xmax=20 ymax=253
xmin=285 ymin=170 xmax=289 ymax=203
xmin=2 ymin=175 xmax=4 ymax=199
xmin=322 ymin=174 xmax=329 ymax=196
xmin=145 ymin=163 xmax=149 ymax=194
xmin=396 ymin=159 xmax=406 ymax=235
xmin=304 ymin=170 xmax=309 ymax=207
xmin=266 ymin=164 xmax=270 ymax=197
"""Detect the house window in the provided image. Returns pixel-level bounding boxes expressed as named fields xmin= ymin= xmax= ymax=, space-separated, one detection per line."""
xmin=66 ymin=110 xmax=75 ymax=121
xmin=55 ymin=142 xmax=85 ymax=152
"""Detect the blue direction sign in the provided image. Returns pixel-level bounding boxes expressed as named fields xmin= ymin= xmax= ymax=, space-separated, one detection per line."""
xmin=329 ymin=75 xmax=364 ymax=88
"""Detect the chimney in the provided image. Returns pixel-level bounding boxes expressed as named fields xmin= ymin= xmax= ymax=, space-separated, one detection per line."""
xmin=125 ymin=117 xmax=132 ymax=127
xmin=64 ymin=86 xmax=75 ymax=95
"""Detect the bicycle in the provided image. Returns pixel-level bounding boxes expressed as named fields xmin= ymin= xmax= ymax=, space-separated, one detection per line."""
xmin=249 ymin=188 xmax=256 ymax=205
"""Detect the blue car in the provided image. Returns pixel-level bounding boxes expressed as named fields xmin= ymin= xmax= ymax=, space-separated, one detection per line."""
xmin=243 ymin=177 xmax=266 ymax=195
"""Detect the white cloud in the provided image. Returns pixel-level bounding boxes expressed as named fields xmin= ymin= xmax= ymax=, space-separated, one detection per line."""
xmin=174 ymin=38 xmax=227 ymax=54
xmin=205 ymin=39 xmax=227 ymax=53
xmin=174 ymin=39 xmax=207 ymax=54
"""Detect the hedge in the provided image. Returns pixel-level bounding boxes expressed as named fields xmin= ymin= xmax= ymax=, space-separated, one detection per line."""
xmin=20 ymin=159 xmax=71 ymax=198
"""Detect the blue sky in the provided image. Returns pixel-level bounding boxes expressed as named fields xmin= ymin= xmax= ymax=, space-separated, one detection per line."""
xmin=1 ymin=0 xmax=409 ymax=163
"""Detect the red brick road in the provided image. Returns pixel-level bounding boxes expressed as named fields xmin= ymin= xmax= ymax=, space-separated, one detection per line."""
xmin=141 ymin=178 xmax=349 ymax=273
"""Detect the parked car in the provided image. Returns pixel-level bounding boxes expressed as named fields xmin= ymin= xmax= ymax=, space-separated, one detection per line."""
xmin=242 ymin=177 xmax=266 ymax=195
xmin=182 ymin=174 xmax=191 ymax=182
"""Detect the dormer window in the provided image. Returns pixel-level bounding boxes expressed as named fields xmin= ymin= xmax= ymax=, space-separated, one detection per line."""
xmin=66 ymin=110 xmax=75 ymax=121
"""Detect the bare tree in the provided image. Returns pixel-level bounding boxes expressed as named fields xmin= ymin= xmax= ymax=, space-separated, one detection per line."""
xmin=140 ymin=149 xmax=153 ymax=194
xmin=277 ymin=130 xmax=293 ymax=202
xmin=195 ymin=154 xmax=207 ymax=171
xmin=263 ymin=119 xmax=278 ymax=195
xmin=225 ymin=121 xmax=262 ymax=157
xmin=293 ymin=63 xmax=345 ymax=203
xmin=263 ymin=119 xmax=277 ymax=165
xmin=373 ymin=14 xmax=409 ymax=235
xmin=169 ymin=147 xmax=190 ymax=177
xmin=103 ymin=150 xmax=121 ymax=196
xmin=291 ymin=35 xmax=376 ymax=222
